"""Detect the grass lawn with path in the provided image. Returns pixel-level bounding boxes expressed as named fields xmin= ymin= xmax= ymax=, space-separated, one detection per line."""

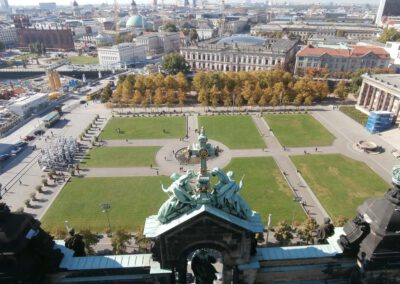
xmin=339 ymin=106 xmax=369 ymax=126
xmin=100 ymin=117 xmax=185 ymax=140
xmin=291 ymin=154 xmax=389 ymax=222
xmin=264 ymin=114 xmax=335 ymax=147
xmin=223 ymin=157 xmax=305 ymax=226
xmin=42 ymin=176 xmax=170 ymax=232
xmin=198 ymin=115 xmax=265 ymax=149
xmin=68 ymin=55 xmax=99 ymax=65
xmin=81 ymin=146 xmax=159 ymax=168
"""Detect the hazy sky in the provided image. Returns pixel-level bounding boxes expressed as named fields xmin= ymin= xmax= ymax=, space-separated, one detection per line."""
xmin=8 ymin=0 xmax=380 ymax=7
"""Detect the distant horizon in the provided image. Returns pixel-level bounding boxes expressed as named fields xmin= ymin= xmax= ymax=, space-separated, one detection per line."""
xmin=8 ymin=0 xmax=380 ymax=7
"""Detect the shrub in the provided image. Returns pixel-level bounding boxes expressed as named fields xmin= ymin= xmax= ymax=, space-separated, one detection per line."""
xmin=50 ymin=226 xmax=68 ymax=239
xmin=16 ymin=207 xmax=24 ymax=213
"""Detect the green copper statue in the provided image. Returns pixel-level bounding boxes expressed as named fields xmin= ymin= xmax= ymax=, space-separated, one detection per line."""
xmin=156 ymin=127 xmax=254 ymax=224
xmin=211 ymin=167 xmax=252 ymax=220
xmin=157 ymin=171 xmax=196 ymax=223
xmin=392 ymin=165 xmax=400 ymax=186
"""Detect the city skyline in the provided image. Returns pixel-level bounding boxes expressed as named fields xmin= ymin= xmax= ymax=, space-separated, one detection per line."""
xmin=8 ymin=0 xmax=380 ymax=7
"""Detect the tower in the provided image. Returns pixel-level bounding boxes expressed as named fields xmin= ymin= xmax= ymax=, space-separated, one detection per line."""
xmin=72 ymin=0 xmax=80 ymax=17
xmin=130 ymin=0 xmax=137 ymax=15
xmin=0 ymin=0 xmax=9 ymax=11
xmin=114 ymin=0 xmax=120 ymax=32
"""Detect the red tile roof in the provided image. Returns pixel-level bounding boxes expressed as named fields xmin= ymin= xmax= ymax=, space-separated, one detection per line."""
xmin=297 ymin=46 xmax=389 ymax=59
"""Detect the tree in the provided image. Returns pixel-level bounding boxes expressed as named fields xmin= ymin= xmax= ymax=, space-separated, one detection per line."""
xmin=111 ymin=229 xmax=131 ymax=254
xmin=134 ymin=225 xmax=151 ymax=252
xmin=133 ymin=90 xmax=143 ymax=106
xmin=154 ymin=87 xmax=165 ymax=107
xmin=189 ymin=29 xmax=198 ymax=43
xmin=334 ymin=216 xmax=349 ymax=227
xmin=166 ymin=89 xmax=176 ymax=106
xmin=161 ymin=53 xmax=190 ymax=75
xmin=80 ymin=229 xmax=99 ymax=255
xmin=334 ymin=80 xmax=348 ymax=100
xmin=274 ymin=220 xmax=294 ymax=246
xmin=164 ymin=22 xmax=178 ymax=32
xmin=297 ymin=218 xmax=318 ymax=245
xmin=176 ymin=72 xmax=188 ymax=91
xmin=378 ymin=28 xmax=400 ymax=43
xmin=177 ymin=89 xmax=186 ymax=106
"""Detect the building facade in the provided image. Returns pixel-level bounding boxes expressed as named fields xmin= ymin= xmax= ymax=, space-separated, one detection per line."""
xmin=135 ymin=32 xmax=180 ymax=58
xmin=294 ymin=45 xmax=391 ymax=74
xmin=8 ymin=93 xmax=48 ymax=117
xmin=0 ymin=24 xmax=17 ymax=46
xmin=97 ymin=42 xmax=146 ymax=67
xmin=181 ymin=35 xmax=297 ymax=72
xmin=376 ymin=0 xmax=400 ymax=26
xmin=16 ymin=27 xmax=74 ymax=51
xmin=251 ymin=23 xmax=381 ymax=41
xmin=356 ymin=74 xmax=400 ymax=122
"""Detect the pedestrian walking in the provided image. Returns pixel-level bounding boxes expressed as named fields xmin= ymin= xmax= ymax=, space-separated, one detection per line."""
xmin=315 ymin=147 xmax=318 ymax=152
xmin=19 ymin=180 xmax=22 ymax=185
xmin=304 ymin=150 xmax=307 ymax=155
xmin=156 ymin=170 xmax=159 ymax=175
xmin=172 ymin=150 xmax=175 ymax=155
xmin=150 ymin=164 xmax=153 ymax=169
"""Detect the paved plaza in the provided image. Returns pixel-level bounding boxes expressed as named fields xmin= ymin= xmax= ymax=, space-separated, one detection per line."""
xmin=1 ymin=102 xmax=399 ymax=228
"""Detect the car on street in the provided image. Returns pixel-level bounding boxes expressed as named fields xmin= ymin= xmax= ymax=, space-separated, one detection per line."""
xmin=34 ymin=129 xmax=45 ymax=136
xmin=14 ymin=141 xmax=27 ymax=148
xmin=10 ymin=147 xmax=23 ymax=156
xmin=23 ymin=135 xmax=35 ymax=141
xmin=0 ymin=154 xmax=10 ymax=161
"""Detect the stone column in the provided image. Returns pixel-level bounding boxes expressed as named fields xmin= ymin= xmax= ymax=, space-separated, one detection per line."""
xmin=176 ymin=259 xmax=187 ymax=284
xmin=381 ymin=91 xmax=388 ymax=110
xmin=388 ymin=95 xmax=395 ymax=112
xmin=368 ymin=87 xmax=376 ymax=110
xmin=357 ymin=82 xmax=367 ymax=106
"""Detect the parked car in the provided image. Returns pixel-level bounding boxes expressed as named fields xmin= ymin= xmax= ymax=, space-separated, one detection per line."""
xmin=14 ymin=141 xmax=27 ymax=148
xmin=23 ymin=135 xmax=35 ymax=141
xmin=10 ymin=147 xmax=23 ymax=155
xmin=0 ymin=154 xmax=10 ymax=161
xmin=34 ymin=129 xmax=45 ymax=136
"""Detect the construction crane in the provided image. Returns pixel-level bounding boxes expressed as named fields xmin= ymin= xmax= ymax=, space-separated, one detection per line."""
xmin=114 ymin=0 xmax=120 ymax=33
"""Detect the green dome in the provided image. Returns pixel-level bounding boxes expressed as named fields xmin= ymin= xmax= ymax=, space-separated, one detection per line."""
xmin=126 ymin=15 xmax=144 ymax=28
xmin=119 ymin=18 xmax=127 ymax=28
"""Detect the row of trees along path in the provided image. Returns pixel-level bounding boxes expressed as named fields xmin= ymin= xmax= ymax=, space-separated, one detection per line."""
xmin=106 ymin=69 xmax=330 ymax=108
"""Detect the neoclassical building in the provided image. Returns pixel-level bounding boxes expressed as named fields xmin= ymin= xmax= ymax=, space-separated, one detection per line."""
xmin=356 ymin=74 xmax=400 ymax=122
xmin=180 ymin=35 xmax=297 ymax=72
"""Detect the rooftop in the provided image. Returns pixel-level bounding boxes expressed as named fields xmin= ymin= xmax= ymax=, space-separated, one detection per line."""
xmin=297 ymin=45 xmax=390 ymax=59
xmin=364 ymin=74 xmax=400 ymax=91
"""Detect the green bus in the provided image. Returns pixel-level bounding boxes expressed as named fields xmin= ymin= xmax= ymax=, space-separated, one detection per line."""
xmin=42 ymin=110 xmax=61 ymax=128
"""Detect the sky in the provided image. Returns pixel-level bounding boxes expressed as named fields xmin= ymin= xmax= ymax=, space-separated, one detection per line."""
xmin=8 ymin=0 xmax=380 ymax=6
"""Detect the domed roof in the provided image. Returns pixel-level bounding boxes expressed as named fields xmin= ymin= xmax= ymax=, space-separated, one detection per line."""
xmin=119 ymin=18 xmax=127 ymax=28
xmin=217 ymin=34 xmax=266 ymax=46
xmin=126 ymin=15 xmax=144 ymax=28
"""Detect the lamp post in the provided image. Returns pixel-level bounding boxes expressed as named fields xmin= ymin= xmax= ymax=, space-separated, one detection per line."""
xmin=265 ymin=213 xmax=272 ymax=247
xmin=292 ymin=196 xmax=302 ymax=228
xmin=100 ymin=203 xmax=112 ymax=236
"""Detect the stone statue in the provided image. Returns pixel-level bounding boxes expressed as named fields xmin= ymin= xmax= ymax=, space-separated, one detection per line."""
xmin=64 ymin=228 xmax=86 ymax=257
xmin=191 ymin=249 xmax=217 ymax=284
xmin=316 ymin=217 xmax=335 ymax=244
xmin=211 ymin=167 xmax=252 ymax=220
xmin=157 ymin=171 xmax=196 ymax=223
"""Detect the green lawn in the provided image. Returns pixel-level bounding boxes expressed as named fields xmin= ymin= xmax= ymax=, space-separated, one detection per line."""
xmin=81 ymin=146 xmax=159 ymax=168
xmin=68 ymin=55 xmax=99 ymax=65
xmin=223 ymin=157 xmax=305 ymax=226
xmin=100 ymin=117 xmax=185 ymax=140
xmin=290 ymin=154 xmax=389 ymax=222
xmin=198 ymin=115 xmax=265 ymax=149
xmin=42 ymin=176 xmax=170 ymax=232
xmin=264 ymin=114 xmax=335 ymax=147
xmin=340 ymin=106 xmax=369 ymax=126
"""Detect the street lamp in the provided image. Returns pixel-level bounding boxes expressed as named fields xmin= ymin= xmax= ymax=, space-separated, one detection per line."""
xmin=292 ymin=196 xmax=302 ymax=228
xmin=100 ymin=203 xmax=112 ymax=236
xmin=265 ymin=213 xmax=272 ymax=247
